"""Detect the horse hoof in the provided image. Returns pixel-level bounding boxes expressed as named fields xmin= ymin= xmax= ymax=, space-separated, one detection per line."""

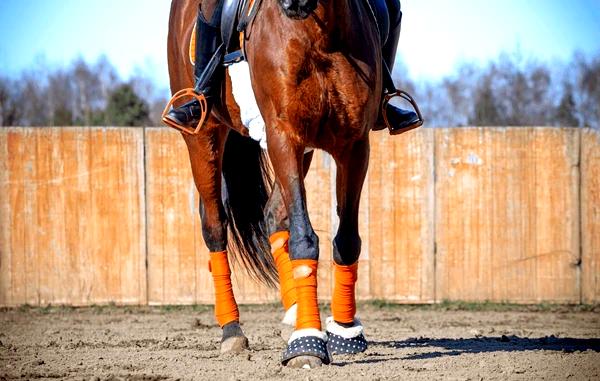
xmin=286 ymin=355 xmax=323 ymax=369
xmin=220 ymin=335 xmax=249 ymax=354
xmin=220 ymin=321 xmax=249 ymax=354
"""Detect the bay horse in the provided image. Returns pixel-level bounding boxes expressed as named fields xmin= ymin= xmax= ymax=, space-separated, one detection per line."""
xmin=167 ymin=0 xmax=387 ymax=368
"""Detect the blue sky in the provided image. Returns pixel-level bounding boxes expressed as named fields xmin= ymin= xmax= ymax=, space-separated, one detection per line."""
xmin=0 ymin=0 xmax=599 ymax=91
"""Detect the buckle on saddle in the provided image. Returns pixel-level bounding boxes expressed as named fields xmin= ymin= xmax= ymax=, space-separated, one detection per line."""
xmin=161 ymin=88 xmax=209 ymax=135
xmin=381 ymin=90 xmax=424 ymax=135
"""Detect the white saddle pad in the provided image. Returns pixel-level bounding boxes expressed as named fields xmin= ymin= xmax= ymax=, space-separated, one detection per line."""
xmin=227 ymin=61 xmax=267 ymax=149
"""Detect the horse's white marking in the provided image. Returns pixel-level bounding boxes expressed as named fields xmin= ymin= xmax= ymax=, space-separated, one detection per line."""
xmin=270 ymin=237 xmax=287 ymax=253
xmin=282 ymin=303 xmax=297 ymax=326
xmin=293 ymin=265 xmax=313 ymax=279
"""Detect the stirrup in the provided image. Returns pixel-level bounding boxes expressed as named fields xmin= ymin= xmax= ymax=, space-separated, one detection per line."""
xmin=381 ymin=90 xmax=424 ymax=135
xmin=161 ymin=88 xmax=209 ymax=135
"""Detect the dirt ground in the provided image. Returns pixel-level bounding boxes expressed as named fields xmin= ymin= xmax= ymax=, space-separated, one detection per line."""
xmin=1 ymin=303 xmax=599 ymax=380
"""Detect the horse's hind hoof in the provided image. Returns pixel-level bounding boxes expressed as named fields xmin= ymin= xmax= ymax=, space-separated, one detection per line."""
xmin=220 ymin=335 xmax=249 ymax=354
xmin=286 ymin=355 xmax=323 ymax=369
xmin=220 ymin=321 xmax=249 ymax=354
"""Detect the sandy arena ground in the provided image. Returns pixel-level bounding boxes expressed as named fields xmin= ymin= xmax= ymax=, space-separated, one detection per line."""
xmin=1 ymin=303 xmax=599 ymax=380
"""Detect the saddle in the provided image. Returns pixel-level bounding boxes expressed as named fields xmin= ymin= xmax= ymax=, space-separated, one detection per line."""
xmin=187 ymin=0 xmax=258 ymax=67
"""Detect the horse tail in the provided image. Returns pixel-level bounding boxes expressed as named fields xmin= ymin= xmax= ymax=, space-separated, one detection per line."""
xmin=222 ymin=130 xmax=277 ymax=288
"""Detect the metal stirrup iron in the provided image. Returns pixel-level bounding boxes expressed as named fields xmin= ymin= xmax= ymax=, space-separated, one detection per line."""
xmin=161 ymin=89 xmax=209 ymax=135
xmin=381 ymin=89 xmax=424 ymax=135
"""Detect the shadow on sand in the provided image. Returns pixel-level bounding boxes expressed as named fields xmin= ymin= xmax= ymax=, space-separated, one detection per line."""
xmin=334 ymin=336 xmax=600 ymax=365
xmin=368 ymin=335 xmax=600 ymax=361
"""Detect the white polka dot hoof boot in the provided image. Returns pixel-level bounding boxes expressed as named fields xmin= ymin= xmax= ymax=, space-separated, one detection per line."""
xmin=281 ymin=329 xmax=331 ymax=368
xmin=325 ymin=316 xmax=368 ymax=355
xmin=280 ymin=303 xmax=297 ymax=342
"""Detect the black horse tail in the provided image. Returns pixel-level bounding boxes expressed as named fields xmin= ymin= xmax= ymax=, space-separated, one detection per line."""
xmin=222 ymin=130 xmax=277 ymax=288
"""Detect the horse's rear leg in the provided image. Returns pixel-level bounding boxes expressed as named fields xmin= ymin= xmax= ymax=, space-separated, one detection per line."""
xmin=265 ymin=152 xmax=314 ymax=341
xmin=183 ymin=129 xmax=248 ymax=354
xmin=267 ymin=133 xmax=328 ymax=368
xmin=327 ymin=139 xmax=370 ymax=355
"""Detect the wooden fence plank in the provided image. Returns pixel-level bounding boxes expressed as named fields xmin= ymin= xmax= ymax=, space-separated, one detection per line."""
xmin=488 ymin=128 xmax=537 ymax=301
xmin=1 ymin=130 xmax=26 ymax=305
xmin=582 ymin=128 xmax=600 ymax=303
xmin=0 ymin=127 xmax=146 ymax=306
xmin=380 ymin=134 xmax=397 ymax=299
xmin=363 ymin=130 xmax=435 ymax=302
xmin=144 ymin=128 xmax=199 ymax=304
xmin=391 ymin=129 xmax=435 ymax=302
xmin=368 ymin=133 xmax=385 ymax=299
xmin=435 ymin=127 xmax=580 ymax=302
xmin=530 ymin=128 xmax=580 ymax=302
xmin=0 ymin=130 xmax=8 ymax=305
xmin=435 ymin=128 xmax=495 ymax=301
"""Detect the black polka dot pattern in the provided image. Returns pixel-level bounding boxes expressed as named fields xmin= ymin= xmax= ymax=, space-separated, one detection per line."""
xmin=326 ymin=331 xmax=368 ymax=355
xmin=281 ymin=336 xmax=331 ymax=365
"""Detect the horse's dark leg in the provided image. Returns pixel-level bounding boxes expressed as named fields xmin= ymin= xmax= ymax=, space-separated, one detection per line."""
xmin=265 ymin=151 xmax=314 ymax=235
xmin=326 ymin=139 xmax=370 ymax=355
xmin=265 ymin=152 xmax=314 ymax=339
xmin=267 ymin=132 xmax=328 ymax=368
xmin=332 ymin=140 xmax=369 ymax=267
xmin=183 ymin=127 xmax=248 ymax=354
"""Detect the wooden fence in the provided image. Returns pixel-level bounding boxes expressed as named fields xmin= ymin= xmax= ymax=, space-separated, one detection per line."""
xmin=0 ymin=127 xmax=598 ymax=306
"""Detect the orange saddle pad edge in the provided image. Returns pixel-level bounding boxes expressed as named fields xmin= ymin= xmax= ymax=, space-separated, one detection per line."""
xmin=189 ymin=23 xmax=197 ymax=65
xmin=188 ymin=0 xmax=256 ymax=66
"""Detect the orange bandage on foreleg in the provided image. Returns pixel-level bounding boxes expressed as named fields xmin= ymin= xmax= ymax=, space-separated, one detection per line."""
xmin=331 ymin=263 xmax=358 ymax=324
xmin=209 ymin=251 xmax=239 ymax=327
xmin=270 ymin=231 xmax=297 ymax=310
xmin=292 ymin=259 xmax=321 ymax=330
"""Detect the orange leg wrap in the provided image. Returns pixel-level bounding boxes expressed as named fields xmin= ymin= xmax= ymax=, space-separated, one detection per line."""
xmin=270 ymin=231 xmax=297 ymax=310
xmin=331 ymin=263 xmax=358 ymax=324
xmin=292 ymin=259 xmax=321 ymax=330
xmin=209 ymin=251 xmax=239 ymax=327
